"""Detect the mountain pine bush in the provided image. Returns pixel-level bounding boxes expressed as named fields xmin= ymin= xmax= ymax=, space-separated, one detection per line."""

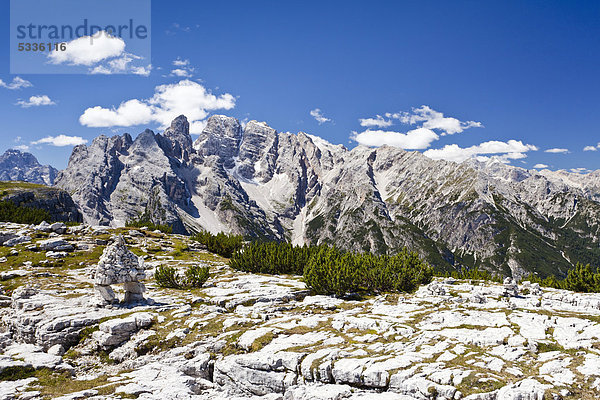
xmin=184 ymin=265 xmax=210 ymax=288
xmin=0 ymin=200 xmax=52 ymax=225
xmin=526 ymin=262 xmax=600 ymax=293
xmin=155 ymin=265 xmax=210 ymax=289
xmin=303 ymin=246 xmax=361 ymax=296
xmin=154 ymin=266 xmax=181 ymax=289
xmin=192 ymin=231 xmax=243 ymax=258
xmin=229 ymin=240 xmax=433 ymax=296
xmin=229 ymin=242 xmax=321 ymax=275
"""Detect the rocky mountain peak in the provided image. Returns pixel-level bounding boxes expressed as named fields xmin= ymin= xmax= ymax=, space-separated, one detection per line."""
xmin=0 ymin=149 xmax=58 ymax=185
xmin=161 ymin=115 xmax=193 ymax=162
xmin=1 ymin=149 xmax=40 ymax=167
xmin=167 ymin=114 xmax=190 ymax=135
xmin=193 ymin=115 xmax=242 ymax=169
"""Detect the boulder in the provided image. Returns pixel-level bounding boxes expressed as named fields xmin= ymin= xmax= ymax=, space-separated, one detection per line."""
xmin=49 ymin=222 xmax=67 ymax=234
xmin=4 ymin=235 xmax=32 ymax=247
xmin=39 ymin=238 xmax=74 ymax=251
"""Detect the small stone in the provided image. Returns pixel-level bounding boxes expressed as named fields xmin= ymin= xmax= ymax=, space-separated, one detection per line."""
xmin=95 ymin=284 xmax=116 ymax=303
xmin=47 ymin=344 xmax=65 ymax=356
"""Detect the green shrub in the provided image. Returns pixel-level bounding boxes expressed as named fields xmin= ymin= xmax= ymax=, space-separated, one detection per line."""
xmin=525 ymin=262 xmax=600 ymax=293
xmin=191 ymin=231 xmax=243 ymax=258
xmin=303 ymin=247 xmax=433 ymax=296
xmin=155 ymin=265 xmax=210 ymax=289
xmin=229 ymin=242 xmax=321 ymax=275
xmin=230 ymin=240 xmax=432 ymax=297
xmin=303 ymin=246 xmax=361 ymax=296
xmin=184 ymin=265 xmax=209 ymax=288
xmin=0 ymin=200 xmax=52 ymax=225
xmin=154 ymin=266 xmax=181 ymax=289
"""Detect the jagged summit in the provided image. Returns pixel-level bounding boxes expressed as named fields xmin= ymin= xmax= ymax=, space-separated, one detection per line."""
xmin=55 ymin=114 xmax=600 ymax=278
xmin=0 ymin=149 xmax=58 ymax=185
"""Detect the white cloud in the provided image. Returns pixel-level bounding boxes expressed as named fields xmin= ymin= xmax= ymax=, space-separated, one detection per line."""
xmin=571 ymin=167 xmax=592 ymax=174
xmin=354 ymin=105 xmax=482 ymax=150
xmin=173 ymin=58 xmax=190 ymax=67
xmin=131 ymin=64 xmax=152 ymax=77
xmin=310 ymin=108 xmax=332 ymax=124
xmin=79 ymin=99 xmax=154 ymax=127
xmin=12 ymin=145 xmax=30 ymax=151
xmin=31 ymin=135 xmax=88 ymax=147
xmin=533 ymin=163 xmax=549 ymax=169
xmin=404 ymin=105 xmax=483 ymax=135
xmin=80 ymin=80 xmax=236 ymax=134
xmin=171 ymin=68 xmax=193 ymax=77
xmin=353 ymin=128 xmax=439 ymax=150
xmin=363 ymin=105 xmax=482 ymax=135
xmin=16 ymin=95 xmax=56 ymax=108
xmin=48 ymin=31 xmax=125 ymax=66
xmin=544 ymin=148 xmax=569 ymax=154
xmin=0 ymin=77 xmax=33 ymax=90
xmin=583 ymin=146 xmax=597 ymax=151
xmin=46 ymin=31 xmax=149 ymax=76
xmin=423 ymin=140 xmax=538 ymax=163
xmin=359 ymin=115 xmax=393 ymax=128
xmin=90 ymin=53 xmax=151 ymax=76
xmin=169 ymin=58 xmax=195 ymax=77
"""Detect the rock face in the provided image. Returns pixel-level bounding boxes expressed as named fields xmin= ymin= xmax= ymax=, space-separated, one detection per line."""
xmin=94 ymin=235 xmax=146 ymax=303
xmin=1 ymin=181 xmax=83 ymax=222
xmin=0 ymin=149 xmax=58 ymax=185
xmin=55 ymin=114 xmax=600 ymax=278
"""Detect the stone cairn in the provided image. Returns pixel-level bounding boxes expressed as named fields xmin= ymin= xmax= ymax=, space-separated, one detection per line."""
xmin=503 ymin=277 xmax=519 ymax=297
xmin=94 ymin=235 xmax=146 ymax=304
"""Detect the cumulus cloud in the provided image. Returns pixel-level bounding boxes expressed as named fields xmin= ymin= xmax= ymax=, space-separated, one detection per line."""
xmin=48 ymin=31 xmax=125 ymax=66
xmin=169 ymin=58 xmax=195 ymax=77
xmin=401 ymin=105 xmax=483 ymax=135
xmin=359 ymin=115 xmax=393 ymax=128
xmin=353 ymin=105 xmax=482 ymax=149
xmin=12 ymin=145 xmax=30 ymax=151
xmin=31 ymin=135 xmax=88 ymax=147
xmin=353 ymin=128 xmax=439 ymax=150
xmin=533 ymin=163 xmax=549 ymax=169
xmin=47 ymin=31 xmax=150 ymax=76
xmin=131 ymin=64 xmax=152 ymax=77
xmin=544 ymin=148 xmax=569 ymax=154
xmin=0 ymin=77 xmax=33 ymax=90
xmin=583 ymin=143 xmax=600 ymax=151
xmin=423 ymin=140 xmax=538 ymax=163
xmin=80 ymin=80 xmax=236 ymax=134
xmin=171 ymin=68 xmax=193 ymax=77
xmin=310 ymin=108 xmax=332 ymax=124
xmin=16 ymin=95 xmax=55 ymax=108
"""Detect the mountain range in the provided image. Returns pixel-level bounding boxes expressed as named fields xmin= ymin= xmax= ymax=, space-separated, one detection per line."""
xmin=0 ymin=149 xmax=57 ymax=185
xmin=2 ymin=115 xmax=599 ymax=278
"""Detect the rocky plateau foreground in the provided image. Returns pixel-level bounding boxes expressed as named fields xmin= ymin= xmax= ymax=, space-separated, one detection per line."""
xmin=1 ymin=222 xmax=600 ymax=399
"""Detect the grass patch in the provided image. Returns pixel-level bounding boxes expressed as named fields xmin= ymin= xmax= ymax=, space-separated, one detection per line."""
xmin=0 ymin=365 xmax=36 ymax=381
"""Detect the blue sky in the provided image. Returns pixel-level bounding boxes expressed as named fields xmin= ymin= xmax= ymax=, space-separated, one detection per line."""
xmin=0 ymin=0 xmax=598 ymax=172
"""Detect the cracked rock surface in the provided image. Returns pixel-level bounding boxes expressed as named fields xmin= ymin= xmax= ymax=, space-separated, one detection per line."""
xmin=1 ymin=222 xmax=600 ymax=399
